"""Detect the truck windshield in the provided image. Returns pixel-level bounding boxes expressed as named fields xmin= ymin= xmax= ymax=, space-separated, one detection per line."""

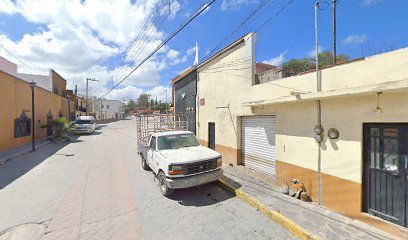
xmin=75 ymin=120 xmax=91 ymax=124
xmin=157 ymin=134 xmax=199 ymax=150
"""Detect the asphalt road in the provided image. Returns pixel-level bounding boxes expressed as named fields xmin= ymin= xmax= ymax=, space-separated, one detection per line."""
xmin=0 ymin=117 xmax=296 ymax=240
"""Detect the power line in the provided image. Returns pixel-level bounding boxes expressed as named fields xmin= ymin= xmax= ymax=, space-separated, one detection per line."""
xmin=0 ymin=44 xmax=38 ymax=74
xmin=125 ymin=0 xmax=170 ymax=62
xmin=98 ymin=0 xmax=216 ymax=100
xmin=201 ymin=0 xmax=274 ymax=62
xmin=201 ymin=0 xmax=296 ymax=64
xmin=253 ymin=0 xmax=295 ymax=33
xmin=111 ymin=1 xmax=171 ymax=84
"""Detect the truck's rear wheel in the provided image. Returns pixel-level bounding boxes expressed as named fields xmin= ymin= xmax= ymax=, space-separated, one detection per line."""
xmin=158 ymin=171 xmax=174 ymax=196
xmin=141 ymin=155 xmax=150 ymax=170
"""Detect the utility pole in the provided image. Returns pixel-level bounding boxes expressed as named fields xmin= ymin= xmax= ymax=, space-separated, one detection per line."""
xmin=29 ymin=82 xmax=37 ymax=152
xmin=122 ymin=97 xmax=126 ymax=119
xmin=74 ymin=84 xmax=78 ymax=119
xmin=315 ymin=0 xmax=322 ymax=206
xmin=86 ymin=78 xmax=99 ymax=115
xmin=100 ymin=99 xmax=103 ymax=121
xmin=165 ymin=90 xmax=168 ymax=113
xmin=332 ymin=0 xmax=337 ymax=65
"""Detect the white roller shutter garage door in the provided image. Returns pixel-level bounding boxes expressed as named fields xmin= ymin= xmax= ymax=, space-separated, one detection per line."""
xmin=241 ymin=116 xmax=276 ymax=176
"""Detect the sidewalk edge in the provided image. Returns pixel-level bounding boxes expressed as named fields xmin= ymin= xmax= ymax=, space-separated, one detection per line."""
xmin=0 ymin=141 xmax=50 ymax=165
xmin=217 ymin=178 xmax=320 ymax=240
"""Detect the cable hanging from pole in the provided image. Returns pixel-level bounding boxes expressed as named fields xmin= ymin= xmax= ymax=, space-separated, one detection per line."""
xmin=98 ymin=0 xmax=216 ymax=100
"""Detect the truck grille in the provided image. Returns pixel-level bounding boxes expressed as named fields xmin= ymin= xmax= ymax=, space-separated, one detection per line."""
xmin=183 ymin=159 xmax=217 ymax=175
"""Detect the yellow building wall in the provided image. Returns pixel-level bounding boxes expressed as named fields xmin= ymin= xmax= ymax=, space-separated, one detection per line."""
xmin=0 ymin=71 xmax=72 ymax=151
xmin=51 ymin=70 xmax=66 ymax=97
xmin=253 ymin=92 xmax=408 ymax=237
xmin=241 ymin=47 xmax=408 ymax=105
xmin=197 ymin=42 xmax=408 ymax=236
xmin=197 ymin=33 xmax=255 ymax=165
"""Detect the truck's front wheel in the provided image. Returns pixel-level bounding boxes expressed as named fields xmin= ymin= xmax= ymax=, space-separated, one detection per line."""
xmin=141 ymin=155 xmax=150 ymax=170
xmin=158 ymin=171 xmax=174 ymax=196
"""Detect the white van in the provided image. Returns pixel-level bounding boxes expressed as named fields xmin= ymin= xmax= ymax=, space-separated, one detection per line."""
xmin=75 ymin=116 xmax=97 ymax=134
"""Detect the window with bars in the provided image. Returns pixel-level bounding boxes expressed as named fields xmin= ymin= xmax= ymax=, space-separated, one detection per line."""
xmin=14 ymin=112 xmax=31 ymax=138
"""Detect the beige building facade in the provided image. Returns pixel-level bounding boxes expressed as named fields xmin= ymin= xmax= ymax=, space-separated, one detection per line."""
xmin=196 ymin=32 xmax=408 ymax=236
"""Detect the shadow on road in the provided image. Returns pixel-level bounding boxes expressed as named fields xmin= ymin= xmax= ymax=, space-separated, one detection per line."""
xmin=0 ymin=136 xmax=79 ymax=189
xmin=168 ymin=183 xmax=235 ymax=207
xmin=144 ymin=170 xmax=236 ymax=207
xmin=76 ymin=131 xmax=102 ymax=136
xmin=96 ymin=124 xmax=108 ymax=130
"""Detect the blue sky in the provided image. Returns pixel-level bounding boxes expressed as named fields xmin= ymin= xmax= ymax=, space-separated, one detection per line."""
xmin=0 ymin=0 xmax=407 ymax=101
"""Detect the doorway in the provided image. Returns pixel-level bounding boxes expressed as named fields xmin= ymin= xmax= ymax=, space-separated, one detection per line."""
xmin=208 ymin=122 xmax=215 ymax=150
xmin=363 ymin=123 xmax=408 ymax=227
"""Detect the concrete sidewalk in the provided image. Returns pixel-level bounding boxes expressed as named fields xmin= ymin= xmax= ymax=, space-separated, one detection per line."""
xmin=0 ymin=138 xmax=50 ymax=165
xmin=220 ymin=165 xmax=404 ymax=240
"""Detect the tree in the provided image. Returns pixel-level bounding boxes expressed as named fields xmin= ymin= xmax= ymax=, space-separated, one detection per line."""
xmin=282 ymin=58 xmax=313 ymax=77
xmin=124 ymin=99 xmax=136 ymax=114
xmin=150 ymin=99 xmax=154 ymax=108
xmin=282 ymin=51 xmax=350 ymax=77
xmin=137 ymin=93 xmax=150 ymax=109
xmin=309 ymin=51 xmax=349 ymax=67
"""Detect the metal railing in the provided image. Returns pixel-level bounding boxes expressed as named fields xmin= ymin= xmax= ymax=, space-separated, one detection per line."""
xmin=136 ymin=113 xmax=189 ymax=145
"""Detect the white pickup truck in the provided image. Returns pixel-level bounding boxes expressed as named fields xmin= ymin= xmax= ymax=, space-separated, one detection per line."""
xmin=136 ymin=114 xmax=222 ymax=196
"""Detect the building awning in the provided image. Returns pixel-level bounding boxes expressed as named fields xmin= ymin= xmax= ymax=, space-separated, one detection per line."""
xmin=242 ymin=79 xmax=408 ymax=107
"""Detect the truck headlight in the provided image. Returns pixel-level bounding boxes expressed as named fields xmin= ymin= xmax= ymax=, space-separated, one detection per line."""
xmin=169 ymin=165 xmax=183 ymax=175
xmin=217 ymin=158 xmax=222 ymax=167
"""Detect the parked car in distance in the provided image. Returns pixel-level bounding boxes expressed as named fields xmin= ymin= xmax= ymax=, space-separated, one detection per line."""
xmin=75 ymin=116 xmax=97 ymax=134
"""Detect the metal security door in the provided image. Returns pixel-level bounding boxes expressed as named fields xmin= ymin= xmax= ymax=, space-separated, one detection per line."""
xmin=208 ymin=122 xmax=215 ymax=150
xmin=363 ymin=124 xmax=407 ymax=227
xmin=241 ymin=116 xmax=276 ymax=176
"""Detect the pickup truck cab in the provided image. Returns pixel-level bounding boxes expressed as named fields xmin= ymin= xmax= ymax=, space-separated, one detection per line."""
xmin=139 ymin=131 xmax=222 ymax=196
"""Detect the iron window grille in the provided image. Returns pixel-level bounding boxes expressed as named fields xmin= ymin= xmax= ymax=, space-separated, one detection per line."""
xmin=14 ymin=111 xmax=31 ymax=138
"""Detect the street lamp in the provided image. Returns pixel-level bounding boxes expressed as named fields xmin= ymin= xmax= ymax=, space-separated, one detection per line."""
xmin=29 ymin=81 xmax=37 ymax=151
xmin=86 ymin=78 xmax=99 ymax=115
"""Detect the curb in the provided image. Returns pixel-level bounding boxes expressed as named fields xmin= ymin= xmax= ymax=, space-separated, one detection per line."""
xmin=217 ymin=178 xmax=320 ymax=240
xmin=0 ymin=141 xmax=50 ymax=165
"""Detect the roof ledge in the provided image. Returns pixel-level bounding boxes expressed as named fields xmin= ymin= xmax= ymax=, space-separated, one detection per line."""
xmin=242 ymin=79 xmax=408 ymax=107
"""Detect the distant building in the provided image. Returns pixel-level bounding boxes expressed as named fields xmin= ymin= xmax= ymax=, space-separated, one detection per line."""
xmin=93 ymin=99 xmax=124 ymax=122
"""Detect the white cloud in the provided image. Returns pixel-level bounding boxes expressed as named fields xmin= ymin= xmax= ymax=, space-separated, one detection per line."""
xmin=0 ymin=0 xmax=186 ymax=101
xmin=220 ymin=0 xmax=256 ymax=11
xmin=362 ymin=0 xmax=383 ymax=6
xmin=308 ymin=45 xmax=324 ymax=57
xmin=263 ymin=50 xmax=287 ymax=66
xmin=186 ymin=44 xmax=199 ymax=56
xmin=163 ymin=49 xmax=186 ymax=66
xmin=0 ymin=0 xmax=18 ymax=14
xmin=146 ymin=85 xmax=172 ymax=103
xmin=107 ymin=85 xmax=144 ymax=101
xmin=342 ymin=34 xmax=368 ymax=45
